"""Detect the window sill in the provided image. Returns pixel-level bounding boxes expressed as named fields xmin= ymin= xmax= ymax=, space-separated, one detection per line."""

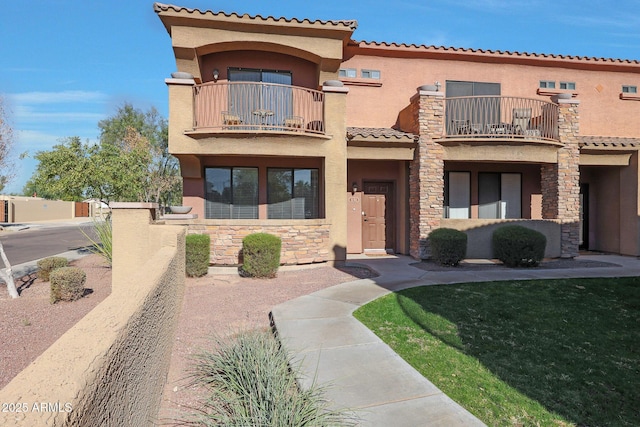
xmin=620 ymin=93 xmax=640 ymax=101
xmin=536 ymin=88 xmax=578 ymax=97
xmin=340 ymin=78 xmax=382 ymax=87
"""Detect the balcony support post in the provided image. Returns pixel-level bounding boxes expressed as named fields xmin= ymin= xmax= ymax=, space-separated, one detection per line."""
xmin=409 ymin=87 xmax=445 ymax=259
xmin=322 ymin=81 xmax=349 ymax=264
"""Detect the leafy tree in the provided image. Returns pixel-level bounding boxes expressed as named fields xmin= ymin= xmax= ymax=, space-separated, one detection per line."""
xmin=24 ymin=137 xmax=89 ymax=201
xmin=0 ymin=95 xmax=19 ymax=298
xmin=0 ymin=96 xmax=16 ymax=192
xmin=24 ymin=103 xmax=181 ymax=206
xmin=97 ymin=103 xmax=181 ymax=207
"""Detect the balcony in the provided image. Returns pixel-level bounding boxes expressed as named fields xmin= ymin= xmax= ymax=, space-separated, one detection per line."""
xmin=443 ymin=96 xmax=560 ymax=144
xmin=192 ymin=82 xmax=325 ymax=135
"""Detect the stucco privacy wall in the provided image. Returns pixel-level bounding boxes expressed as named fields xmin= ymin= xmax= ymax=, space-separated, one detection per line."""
xmin=442 ymin=219 xmax=561 ymax=258
xmin=0 ymin=205 xmax=186 ymax=427
xmin=1 ymin=198 xmax=74 ymax=223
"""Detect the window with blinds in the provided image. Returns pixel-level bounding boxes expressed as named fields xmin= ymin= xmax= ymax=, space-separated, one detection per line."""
xmin=205 ymin=167 xmax=258 ymax=219
xmin=267 ymin=168 xmax=319 ymax=219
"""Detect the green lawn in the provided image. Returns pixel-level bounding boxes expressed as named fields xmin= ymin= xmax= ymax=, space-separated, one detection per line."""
xmin=353 ymin=277 xmax=640 ymax=426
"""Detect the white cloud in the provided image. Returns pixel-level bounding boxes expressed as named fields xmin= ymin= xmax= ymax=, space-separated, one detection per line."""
xmin=12 ymin=105 xmax=105 ymax=123
xmin=15 ymin=129 xmax=65 ymax=151
xmin=9 ymin=90 xmax=108 ymax=105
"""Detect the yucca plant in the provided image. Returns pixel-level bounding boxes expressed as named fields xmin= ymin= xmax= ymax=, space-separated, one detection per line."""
xmin=80 ymin=216 xmax=112 ymax=266
xmin=185 ymin=329 xmax=356 ymax=427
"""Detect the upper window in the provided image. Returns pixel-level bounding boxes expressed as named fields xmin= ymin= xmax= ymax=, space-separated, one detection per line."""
xmin=228 ymin=68 xmax=292 ymax=85
xmin=539 ymin=80 xmax=556 ymax=89
xmin=560 ymin=81 xmax=576 ymax=90
xmin=446 ymin=81 xmax=501 ymax=97
xmin=268 ymin=168 xmax=319 ymax=219
xmin=361 ymin=69 xmax=381 ymax=79
xmin=205 ymin=167 xmax=258 ymax=219
xmin=338 ymin=68 xmax=357 ymax=78
xmin=622 ymin=85 xmax=638 ymax=94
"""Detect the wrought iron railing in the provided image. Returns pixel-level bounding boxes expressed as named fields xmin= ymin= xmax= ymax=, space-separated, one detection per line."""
xmin=193 ymin=82 xmax=325 ymax=134
xmin=444 ymin=96 xmax=559 ymax=142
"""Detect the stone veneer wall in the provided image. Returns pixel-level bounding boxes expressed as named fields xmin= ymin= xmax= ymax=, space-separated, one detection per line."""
xmin=187 ymin=221 xmax=331 ymax=265
xmin=541 ymin=98 xmax=581 ymax=257
xmin=408 ymin=89 xmax=445 ymax=259
xmin=0 ymin=205 xmax=186 ymax=427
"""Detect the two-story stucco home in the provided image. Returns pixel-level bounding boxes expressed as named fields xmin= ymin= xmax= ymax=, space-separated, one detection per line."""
xmin=155 ymin=3 xmax=640 ymax=265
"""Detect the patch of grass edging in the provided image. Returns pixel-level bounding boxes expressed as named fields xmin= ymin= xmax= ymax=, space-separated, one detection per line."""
xmin=354 ymin=277 xmax=640 ymax=427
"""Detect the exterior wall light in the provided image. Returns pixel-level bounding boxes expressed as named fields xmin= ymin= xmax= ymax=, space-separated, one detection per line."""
xmin=435 ymin=81 xmax=441 ymax=91
xmin=213 ymin=69 xmax=219 ymax=82
xmin=352 ymin=182 xmax=358 ymax=194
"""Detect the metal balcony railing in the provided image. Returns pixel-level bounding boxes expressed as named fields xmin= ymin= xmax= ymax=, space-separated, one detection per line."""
xmin=193 ymin=82 xmax=325 ymax=135
xmin=444 ymin=96 xmax=559 ymax=142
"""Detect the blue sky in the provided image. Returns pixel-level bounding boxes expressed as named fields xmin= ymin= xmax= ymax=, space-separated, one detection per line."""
xmin=1 ymin=0 xmax=639 ymax=194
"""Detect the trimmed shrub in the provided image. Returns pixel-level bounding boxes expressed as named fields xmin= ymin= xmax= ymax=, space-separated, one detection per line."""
xmin=186 ymin=234 xmax=211 ymax=277
xmin=240 ymin=233 xmax=281 ymax=278
xmin=37 ymin=256 xmax=69 ymax=282
xmin=429 ymin=228 xmax=467 ymax=266
xmin=492 ymin=225 xmax=547 ymax=267
xmin=50 ymin=267 xmax=86 ymax=303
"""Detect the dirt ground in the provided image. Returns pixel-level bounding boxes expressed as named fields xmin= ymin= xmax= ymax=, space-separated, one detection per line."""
xmin=0 ymin=254 xmax=112 ymax=389
xmin=157 ymin=263 xmax=375 ymax=425
xmin=0 ymin=254 xmax=375 ymax=425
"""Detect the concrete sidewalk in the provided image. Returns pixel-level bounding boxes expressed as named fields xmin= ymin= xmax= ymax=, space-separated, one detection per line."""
xmin=270 ymin=254 xmax=640 ymax=426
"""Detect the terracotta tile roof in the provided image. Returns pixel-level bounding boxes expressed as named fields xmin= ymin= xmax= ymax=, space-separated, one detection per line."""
xmin=580 ymin=136 xmax=640 ymax=149
xmin=347 ymin=127 xmax=417 ymax=141
xmin=154 ymin=3 xmax=358 ymax=30
xmin=352 ymin=41 xmax=640 ymax=65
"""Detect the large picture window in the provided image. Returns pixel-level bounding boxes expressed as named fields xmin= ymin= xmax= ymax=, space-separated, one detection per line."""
xmin=205 ymin=167 xmax=258 ymax=219
xmin=444 ymin=172 xmax=521 ymax=219
xmin=444 ymin=172 xmax=470 ymax=219
xmin=267 ymin=168 xmax=319 ymax=219
xmin=478 ymin=172 xmax=521 ymax=219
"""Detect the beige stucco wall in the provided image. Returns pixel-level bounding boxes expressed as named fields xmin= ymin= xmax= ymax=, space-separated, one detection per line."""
xmin=580 ymin=156 xmax=640 ymax=256
xmin=3 ymin=199 xmax=75 ymax=223
xmin=0 ymin=205 xmax=186 ymax=426
xmin=442 ymin=219 xmax=561 ymax=259
xmin=341 ymin=49 xmax=640 ymax=138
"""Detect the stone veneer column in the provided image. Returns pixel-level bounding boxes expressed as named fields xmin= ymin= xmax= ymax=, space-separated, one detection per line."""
xmin=541 ymin=96 xmax=581 ymax=258
xmin=409 ymin=87 xmax=445 ymax=259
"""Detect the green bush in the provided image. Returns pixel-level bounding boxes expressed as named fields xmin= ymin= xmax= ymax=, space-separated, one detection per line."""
xmin=50 ymin=267 xmax=86 ymax=303
xmin=429 ymin=228 xmax=467 ymax=266
xmin=186 ymin=234 xmax=211 ymax=277
xmin=37 ymin=256 xmax=69 ymax=282
xmin=492 ymin=225 xmax=547 ymax=267
xmin=189 ymin=330 xmax=355 ymax=426
xmin=240 ymin=233 xmax=281 ymax=278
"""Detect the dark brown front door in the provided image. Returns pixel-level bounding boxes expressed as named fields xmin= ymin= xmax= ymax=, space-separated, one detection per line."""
xmin=362 ymin=182 xmax=395 ymax=251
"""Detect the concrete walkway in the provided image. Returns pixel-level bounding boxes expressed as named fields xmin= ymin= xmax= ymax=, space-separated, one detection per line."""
xmin=270 ymin=254 xmax=640 ymax=426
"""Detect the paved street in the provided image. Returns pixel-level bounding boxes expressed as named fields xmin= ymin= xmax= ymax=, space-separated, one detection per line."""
xmin=0 ymin=223 xmax=95 ymax=267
